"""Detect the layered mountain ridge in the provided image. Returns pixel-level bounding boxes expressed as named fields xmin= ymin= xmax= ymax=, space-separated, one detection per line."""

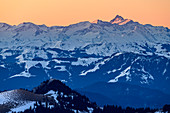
xmin=0 ymin=15 xmax=169 ymax=58
xmin=0 ymin=15 xmax=170 ymax=107
xmin=1 ymin=79 xmax=169 ymax=113
xmin=0 ymin=79 xmax=97 ymax=113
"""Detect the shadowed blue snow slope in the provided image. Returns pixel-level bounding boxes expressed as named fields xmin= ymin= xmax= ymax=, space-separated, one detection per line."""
xmin=0 ymin=15 xmax=170 ymax=107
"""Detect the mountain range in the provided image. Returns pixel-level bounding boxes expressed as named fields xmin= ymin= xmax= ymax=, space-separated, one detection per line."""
xmin=0 ymin=15 xmax=170 ymax=108
xmin=0 ymin=79 xmax=169 ymax=113
xmin=0 ymin=79 xmax=98 ymax=113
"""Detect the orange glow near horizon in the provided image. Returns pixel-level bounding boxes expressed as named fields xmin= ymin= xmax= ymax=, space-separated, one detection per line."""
xmin=0 ymin=0 xmax=170 ymax=28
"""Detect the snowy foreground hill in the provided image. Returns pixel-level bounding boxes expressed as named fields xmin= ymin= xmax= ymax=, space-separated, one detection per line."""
xmin=0 ymin=15 xmax=170 ymax=107
xmin=0 ymin=79 xmax=97 ymax=113
xmin=0 ymin=79 xmax=169 ymax=113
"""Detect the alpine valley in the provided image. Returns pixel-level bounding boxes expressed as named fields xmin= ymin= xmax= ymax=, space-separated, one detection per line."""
xmin=0 ymin=15 xmax=170 ymax=109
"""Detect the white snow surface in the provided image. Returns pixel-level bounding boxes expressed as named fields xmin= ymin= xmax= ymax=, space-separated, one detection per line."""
xmin=9 ymin=71 xmax=35 ymax=78
xmin=80 ymin=53 xmax=122 ymax=76
xmin=108 ymin=66 xmax=131 ymax=83
xmin=45 ymin=90 xmax=59 ymax=103
xmin=9 ymin=101 xmax=36 ymax=113
xmin=0 ymin=15 xmax=169 ymax=58
xmin=0 ymin=90 xmax=19 ymax=105
xmin=72 ymin=58 xmax=101 ymax=66
xmin=87 ymin=107 xmax=94 ymax=113
xmin=108 ymin=58 xmax=139 ymax=83
xmin=0 ymin=90 xmax=36 ymax=113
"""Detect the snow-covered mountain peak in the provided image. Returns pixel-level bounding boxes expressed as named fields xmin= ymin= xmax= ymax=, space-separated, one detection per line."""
xmin=38 ymin=24 xmax=48 ymax=28
xmin=0 ymin=23 xmax=11 ymax=27
xmin=0 ymin=23 xmax=12 ymax=31
xmin=110 ymin=15 xmax=133 ymax=25
xmin=0 ymin=15 xmax=170 ymax=110
xmin=0 ymin=15 xmax=169 ymax=57
xmin=91 ymin=19 xmax=107 ymax=24
xmin=110 ymin=15 xmax=124 ymax=23
xmin=91 ymin=19 xmax=100 ymax=24
xmin=91 ymin=19 xmax=112 ymax=26
xmin=18 ymin=22 xmax=36 ymax=26
xmin=16 ymin=22 xmax=39 ymax=31
xmin=119 ymin=19 xmax=133 ymax=25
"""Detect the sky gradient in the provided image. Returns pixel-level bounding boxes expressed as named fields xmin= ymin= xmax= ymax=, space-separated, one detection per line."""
xmin=0 ymin=0 xmax=170 ymax=28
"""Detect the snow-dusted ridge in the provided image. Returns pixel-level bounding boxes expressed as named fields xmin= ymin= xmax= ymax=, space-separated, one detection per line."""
xmin=110 ymin=15 xmax=133 ymax=25
xmin=0 ymin=15 xmax=170 ymax=100
xmin=0 ymin=15 xmax=169 ymax=58
xmin=0 ymin=89 xmax=49 ymax=112
xmin=0 ymin=79 xmax=99 ymax=113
